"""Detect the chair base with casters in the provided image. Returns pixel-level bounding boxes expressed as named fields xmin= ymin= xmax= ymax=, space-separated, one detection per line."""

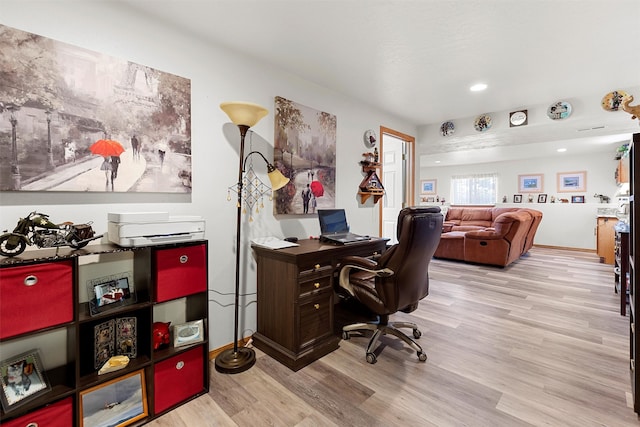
xmin=341 ymin=314 xmax=427 ymax=364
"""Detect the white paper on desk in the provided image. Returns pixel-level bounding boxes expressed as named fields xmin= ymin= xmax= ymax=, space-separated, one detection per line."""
xmin=252 ymin=236 xmax=299 ymax=249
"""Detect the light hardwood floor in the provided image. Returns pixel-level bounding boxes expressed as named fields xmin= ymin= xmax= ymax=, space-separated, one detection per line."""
xmin=148 ymin=247 xmax=639 ymax=426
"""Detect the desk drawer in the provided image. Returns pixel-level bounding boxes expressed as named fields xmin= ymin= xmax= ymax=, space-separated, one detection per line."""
xmin=0 ymin=261 xmax=73 ymax=339
xmin=299 ymin=274 xmax=331 ymax=296
xmin=299 ymin=293 xmax=332 ymax=347
xmin=154 ymin=346 xmax=204 ymax=413
xmin=3 ymin=396 xmax=73 ymax=427
xmin=154 ymin=244 xmax=207 ymax=302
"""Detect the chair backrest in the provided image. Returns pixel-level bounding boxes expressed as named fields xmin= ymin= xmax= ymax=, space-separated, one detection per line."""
xmin=376 ymin=206 xmax=443 ymax=312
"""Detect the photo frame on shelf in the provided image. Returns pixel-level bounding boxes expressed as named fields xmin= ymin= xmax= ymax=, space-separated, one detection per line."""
xmin=79 ymin=369 xmax=148 ymax=427
xmin=571 ymin=195 xmax=585 ymax=203
xmin=87 ymin=271 xmax=135 ymax=316
xmin=513 ymin=194 xmax=523 ymax=203
xmin=518 ymin=173 xmax=544 ymax=193
xmin=173 ymin=319 xmax=204 ymax=348
xmin=94 ymin=317 xmax=138 ymax=370
xmin=0 ymin=349 xmax=50 ymax=413
xmin=538 ymin=194 xmax=548 ymax=203
xmin=557 ymin=171 xmax=587 ymax=193
xmin=420 ymin=179 xmax=437 ymax=195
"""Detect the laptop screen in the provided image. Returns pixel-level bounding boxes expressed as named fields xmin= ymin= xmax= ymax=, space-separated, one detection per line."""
xmin=318 ymin=209 xmax=349 ymax=234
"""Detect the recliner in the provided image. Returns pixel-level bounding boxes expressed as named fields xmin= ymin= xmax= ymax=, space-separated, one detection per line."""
xmin=337 ymin=206 xmax=443 ymax=364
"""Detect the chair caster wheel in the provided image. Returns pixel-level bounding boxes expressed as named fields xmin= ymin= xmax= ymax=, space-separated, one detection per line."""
xmin=417 ymin=352 xmax=427 ymax=362
xmin=413 ymin=329 xmax=422 ymax=339
xmin=366 ymin=353 xmax=377 ymax=364
xmin=342 ymin=331 xmax=350 ymax=340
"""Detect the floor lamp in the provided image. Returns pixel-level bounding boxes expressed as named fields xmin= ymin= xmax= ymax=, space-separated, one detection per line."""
xmin=215 ymin=101 xmax=289 ymax=374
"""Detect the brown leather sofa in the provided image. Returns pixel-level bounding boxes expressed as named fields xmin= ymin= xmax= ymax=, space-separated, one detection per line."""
xmin=434 ymin=207 xmax=543 ymax=267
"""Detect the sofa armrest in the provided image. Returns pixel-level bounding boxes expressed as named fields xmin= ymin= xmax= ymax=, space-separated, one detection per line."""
xmin=442 ymin=224 xmax=453 ymax=233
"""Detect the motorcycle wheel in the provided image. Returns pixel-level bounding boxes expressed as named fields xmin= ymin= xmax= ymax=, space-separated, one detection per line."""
xmin=0 ymin=235 xmax=27 ymax=257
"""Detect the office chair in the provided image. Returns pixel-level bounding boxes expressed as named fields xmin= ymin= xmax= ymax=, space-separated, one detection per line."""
xmin=337 ymin=206 xmax=442 ymax=364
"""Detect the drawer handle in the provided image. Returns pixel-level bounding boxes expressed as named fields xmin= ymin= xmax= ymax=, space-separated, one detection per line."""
xmin=24 ymin=275 xmax=38 ymax=286
xmin=176 ymin=360 xmax=185 ymax=370
xmin=314 ymin=282 xmax=320 ymax=289
xmin=179 ymin=255 xmax=189 ymax=264
xmin=314 ymin=304 xmax=320 ymax=310
xmin=314 ymin=264 xmax=320 ymax=271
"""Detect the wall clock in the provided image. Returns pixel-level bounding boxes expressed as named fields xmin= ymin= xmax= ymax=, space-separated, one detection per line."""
xmin=440 ymin=121 xmax=455 ymax=136
xmin=474 ymin=114 xmax=492 ymax=132
xmin=547 ymin=101 xmax=572 ymax=120
xmin=509 ymin=110 xmax=528 ymax=127
xmin=364 ymin=129 xmax=377 ymax=148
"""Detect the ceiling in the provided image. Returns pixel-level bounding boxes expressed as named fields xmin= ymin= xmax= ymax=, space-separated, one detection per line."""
xmin=118 ymin=0 xmax=640 ymax=158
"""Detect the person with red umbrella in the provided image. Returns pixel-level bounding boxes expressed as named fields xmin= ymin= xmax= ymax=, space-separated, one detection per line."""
xmin=91 ymin=139 xmax=125 ymax=190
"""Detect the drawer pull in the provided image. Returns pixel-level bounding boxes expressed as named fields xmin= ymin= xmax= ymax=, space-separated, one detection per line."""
xmin=24 ymin=275 xmax=38 ymax=286
xmin=314 ymin=282 xmax=320 ymax=289
xmin=176 ymin=360 xmax=185 ymax=370
xmin=314 ymin=304 xmax=320 ymax=310
xmin=179 ymin=255 xmax=189 ymax=264
xmin=314 ymin=264 xmax=320 ymax=271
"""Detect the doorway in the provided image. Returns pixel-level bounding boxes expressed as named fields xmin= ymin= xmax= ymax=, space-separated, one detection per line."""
xmin=379 ymin=127 xmax=415 ymax=244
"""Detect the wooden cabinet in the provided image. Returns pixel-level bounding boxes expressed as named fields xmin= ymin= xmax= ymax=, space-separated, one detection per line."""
xmin=596 ymin=216 xmax=618 ymax=264
xmin=0 ymin=241 xmax=209 ymax=425
xmin=251 ymin=238 xmax=387 ymax=371
xmin=617 ymin=156 xmax=630 ymax=184
xmin=628 ymin=132 xmax=639 ymax=414
xmin=615 ymin=230 xmax=630 ymax=315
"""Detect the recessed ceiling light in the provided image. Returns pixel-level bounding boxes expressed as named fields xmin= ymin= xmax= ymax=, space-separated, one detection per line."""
xmin=470 ymin=83 xmax=488 ymax=92
xmin=557 ymin=148 xmax=567 ymax=152
xmin=435 ymin=160 xmax=441 ymax=164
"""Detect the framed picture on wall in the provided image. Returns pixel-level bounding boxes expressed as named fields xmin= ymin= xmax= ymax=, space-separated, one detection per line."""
xmin=518 ymin=174 xmax=544 ymax=193
xmin=420 ymin=179 xmax=437 ymax=195
xmin=557 ymin=171 xmax=587 ymax=192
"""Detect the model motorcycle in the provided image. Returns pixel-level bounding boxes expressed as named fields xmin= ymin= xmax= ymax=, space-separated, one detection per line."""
xmin=0 ymin=211 xmax=104 ymax=257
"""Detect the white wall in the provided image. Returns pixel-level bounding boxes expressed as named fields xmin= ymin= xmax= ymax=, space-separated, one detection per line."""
xmin=0 ymin=2 xmax=416 ymax=350
xmin=419 ymin=150 xmax=623 ymax=249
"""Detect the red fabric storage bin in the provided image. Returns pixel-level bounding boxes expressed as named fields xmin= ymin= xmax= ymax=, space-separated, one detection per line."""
xmin=154 ymin=244 xmax=206 ymax=302
xmin=0 ymin=260 xmax=74 ymax=339
xmin=3 ymin=396 xmax=73 ymax=427
xmin=153 ymin=346 xmax=204 ymax=414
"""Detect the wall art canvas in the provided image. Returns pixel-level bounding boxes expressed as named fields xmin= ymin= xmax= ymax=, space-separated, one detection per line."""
xmin=0 ymin=24 xmax=192 ymax=193
xmin=273 ymin=96 xmax=336 ymax=215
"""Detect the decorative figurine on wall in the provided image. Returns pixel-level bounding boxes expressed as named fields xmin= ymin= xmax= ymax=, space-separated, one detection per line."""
xmin=622 ymin=95 xmax=640 ymax=122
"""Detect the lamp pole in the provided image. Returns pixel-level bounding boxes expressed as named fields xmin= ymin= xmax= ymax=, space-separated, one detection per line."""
xmin=46 ymin=109 xmax=55 ymax=170
xmin=8 ymin=106 xmax=20 ymax=190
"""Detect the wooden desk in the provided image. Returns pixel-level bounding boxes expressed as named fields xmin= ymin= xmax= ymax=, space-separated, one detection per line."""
xmin=251 ymin=238 xmax=387 ymax=371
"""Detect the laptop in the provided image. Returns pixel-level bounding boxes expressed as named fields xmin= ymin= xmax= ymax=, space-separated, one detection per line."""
xmin=318 ymin=209 xmax=371 ymax=244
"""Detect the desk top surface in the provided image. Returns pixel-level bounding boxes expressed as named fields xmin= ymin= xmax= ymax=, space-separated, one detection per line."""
xmin=251 ymin=237 xmax=388 ymax=261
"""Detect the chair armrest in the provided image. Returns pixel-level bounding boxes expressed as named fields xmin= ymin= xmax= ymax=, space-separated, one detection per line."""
xmin=338 ymin=256 xmax=395 ymax=297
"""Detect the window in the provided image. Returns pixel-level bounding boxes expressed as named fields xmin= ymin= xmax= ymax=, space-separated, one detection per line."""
xmin=450 ymin=173 xmax=498 ymax=205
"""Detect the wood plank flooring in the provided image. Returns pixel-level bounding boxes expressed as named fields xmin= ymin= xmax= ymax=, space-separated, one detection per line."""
xmin=148 ymin=247 xmax=639 ymax=426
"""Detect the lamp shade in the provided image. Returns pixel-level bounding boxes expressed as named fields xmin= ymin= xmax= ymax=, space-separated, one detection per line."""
xmin=220 ymin=101 xmax=268 ymax=127
xmin=267 ymin=168 xmax=290 ymax=191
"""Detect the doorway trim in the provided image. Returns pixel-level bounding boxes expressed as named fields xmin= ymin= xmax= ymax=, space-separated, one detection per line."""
xmin=379 ymin=126 xmax=415 ymax=237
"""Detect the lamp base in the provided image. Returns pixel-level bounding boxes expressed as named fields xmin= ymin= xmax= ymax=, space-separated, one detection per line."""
xmin=214 ymin=347 xmax=256 ymax=374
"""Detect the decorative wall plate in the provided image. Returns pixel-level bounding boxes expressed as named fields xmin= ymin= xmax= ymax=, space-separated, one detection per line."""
xmin=509 ymin=110 xmax=528 ymax=127
xmin=547 ymin=101 xmax=572 ymax=120
xmin=601 ymin=90 xmax=629 ymax=111
xmin=474 ymin=114 xmax=492 ymax=132
xmin=440 ymin=121 xmax=455 ymax=136
xmin=364 ymin=129 xmax=377 ymax=148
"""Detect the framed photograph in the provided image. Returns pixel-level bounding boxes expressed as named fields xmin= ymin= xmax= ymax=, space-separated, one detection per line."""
xmin=0 ymin=349 xmax=50 ymax=413
xmin=571 ymin=195 xmax=585 ymax=203
xmin=518 ymin=173 xmax=543 ymax=193
xmin=420 ymin=179 xmax=437 ymax=195
xmin=173 ymin=319 xmax=205 ymax=348
xmin=513 ymin=194 xmax=522 ymax=203
xmin=538 ymin=193 xmax=548 ymax=203
xmin=79 ymin=369 xmax=148 ymax=427
xmin=425 ymin=196 xmax=435 ymax=203
xmin=557 ymin=171 xmax=587 ymax=193
xmin=87 ymin=272 xmax=135 ymax=316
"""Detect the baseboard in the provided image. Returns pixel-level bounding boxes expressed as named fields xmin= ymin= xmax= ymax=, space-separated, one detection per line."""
xmin=532 ymin=244 xmax=596 ymax=253
xmin=208 ymin=337 xmax=252 ymax=360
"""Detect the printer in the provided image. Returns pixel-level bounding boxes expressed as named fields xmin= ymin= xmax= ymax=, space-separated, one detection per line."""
xmin=108 ymin=212 xmax=205 ymax=247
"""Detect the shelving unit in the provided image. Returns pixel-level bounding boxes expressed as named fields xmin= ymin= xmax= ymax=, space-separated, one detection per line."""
xmin=628 ymin=132 xmax=639 ymax=414
xmin=358 ymin=161 xmax=384 ymax=204
xmin=615 ymin=229 xmax=629 ymax=315
xmin=0 ymin=240 xmax=209 ymax=426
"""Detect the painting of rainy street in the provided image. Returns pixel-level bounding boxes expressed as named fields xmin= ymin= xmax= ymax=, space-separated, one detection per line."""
xmin=273 ymin=96 xmax=336 ymax=215
xmin=0 ymin=24 xmax=191 ymax=193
